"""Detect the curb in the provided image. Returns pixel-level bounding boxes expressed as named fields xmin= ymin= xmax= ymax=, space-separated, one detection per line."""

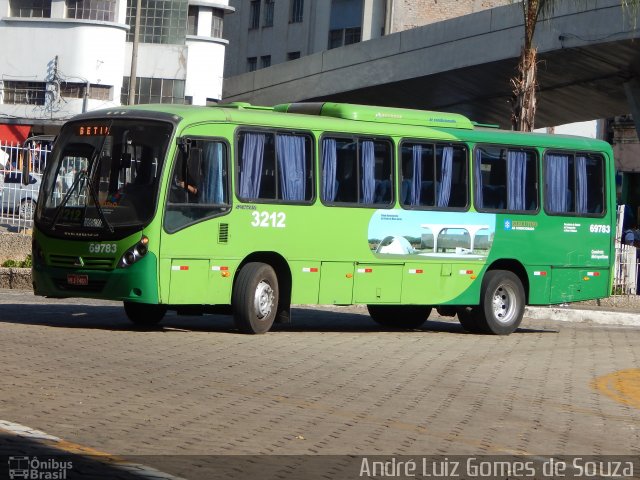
xmin=525 ymin=306 xmax=640 ymax=327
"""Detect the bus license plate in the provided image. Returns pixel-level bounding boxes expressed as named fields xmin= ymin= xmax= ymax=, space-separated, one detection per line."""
xmin=67 ymin=274 xmax=88 ymax=286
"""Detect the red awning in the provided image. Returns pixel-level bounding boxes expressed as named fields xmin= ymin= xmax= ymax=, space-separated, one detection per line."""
xmin=0 ymin=124 xmax=31 ymax=144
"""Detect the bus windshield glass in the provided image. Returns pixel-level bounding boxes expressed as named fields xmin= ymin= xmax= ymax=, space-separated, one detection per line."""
xmin=37 ymin=119 xmax=173 ymax=232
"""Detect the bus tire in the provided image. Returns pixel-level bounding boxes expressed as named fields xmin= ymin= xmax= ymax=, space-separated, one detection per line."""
xmin=123 ymin=301 xmax=167 ymax=326
xmin=367 ymin=305 xmax=431 ymax=329
xmin=233 ymin=262 xmax=279 ymax=334
xmin=456 ymin=306 xmax=485 ymax=333
xmin=478 ymin=270 xmax=525 ymax=335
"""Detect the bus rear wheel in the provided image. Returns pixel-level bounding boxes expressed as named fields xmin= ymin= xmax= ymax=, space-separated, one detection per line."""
xmin=232 ymin=262 xmax=279 ymax=334
xmin=123 ymin=301 xmax=167 ymax=326
xmin=461 ymin=270 xmax=525 ymax=335
xmin=367 ymin=305 xmax=432 ymax=329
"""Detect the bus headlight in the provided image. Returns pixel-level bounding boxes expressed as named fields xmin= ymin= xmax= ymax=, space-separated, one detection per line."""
xmin=118 ymin=235 xmax=149 ymax=268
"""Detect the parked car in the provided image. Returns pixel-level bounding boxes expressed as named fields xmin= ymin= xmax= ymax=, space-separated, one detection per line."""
xmin=0 ymin=170 xmax=41 ymax=220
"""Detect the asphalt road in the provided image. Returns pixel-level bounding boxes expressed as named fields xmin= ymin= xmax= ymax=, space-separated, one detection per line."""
xmin=0 ymin=289 xmax=638 ymax=479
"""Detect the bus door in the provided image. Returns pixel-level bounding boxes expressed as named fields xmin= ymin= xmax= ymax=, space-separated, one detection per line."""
xmin=161 ymin=137 xmax=232 ymax=305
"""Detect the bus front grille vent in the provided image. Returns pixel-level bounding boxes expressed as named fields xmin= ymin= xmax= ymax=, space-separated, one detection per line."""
xmin=218 ymin=223 xmax=229 ymax=244
xmin=49 ymin=255 xmax=115 ymax=270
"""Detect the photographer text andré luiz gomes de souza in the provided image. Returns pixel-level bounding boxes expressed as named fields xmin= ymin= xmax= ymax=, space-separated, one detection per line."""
xmin=358 ymin=457 xmax=635 ymax=478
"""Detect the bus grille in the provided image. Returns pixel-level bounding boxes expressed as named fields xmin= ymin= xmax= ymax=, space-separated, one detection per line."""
xmin=53 ymin=278 xmax=107 ymax=293
xmin=49 ymin=255 xmax=116 ymax=270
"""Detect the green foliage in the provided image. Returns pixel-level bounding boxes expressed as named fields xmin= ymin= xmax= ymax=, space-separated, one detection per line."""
xmin=2 ymin=255 xmax=32 ymax=268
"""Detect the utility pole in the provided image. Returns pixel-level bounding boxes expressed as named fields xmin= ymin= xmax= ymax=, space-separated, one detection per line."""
xmin=128 ymin=0 xmax=142 ymax=105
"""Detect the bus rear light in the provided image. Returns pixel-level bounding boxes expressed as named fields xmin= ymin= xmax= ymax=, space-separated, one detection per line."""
xmin=118 ymin=235 xmax=149 ymax=268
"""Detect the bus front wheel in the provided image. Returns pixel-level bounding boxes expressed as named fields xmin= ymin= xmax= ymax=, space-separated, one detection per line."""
xmin=232 ymin=262 xmax=279 ymax=334
xmin=367 ymin=305 xmax=432 ymax=329
xmin=123 ymin=301 xmax=167 ymax=326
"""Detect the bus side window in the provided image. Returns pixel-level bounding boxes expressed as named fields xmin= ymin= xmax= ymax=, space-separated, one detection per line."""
xmin=237 ymin=130 xmax=313 ymax=203
xmin=165 ymin=139 xmax=229 ymax=232
xmin=322 ymin=136 xmax=393 ymax=206
xmin=400 ymin=141 xmax=467 ymax=209
xmin=545 ymin=151 xmax=604 ymax=216
xmin=475 ymin=146 xmax=536 ymax=212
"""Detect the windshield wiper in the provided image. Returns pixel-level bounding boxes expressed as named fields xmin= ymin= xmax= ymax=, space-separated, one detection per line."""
xmin=49 ymin=169 xmax=114 ymax=233
xmin=51 ymin=122 xmax=115 ymax=233
xmin=50 ymin=170 xmax=87 ymax=231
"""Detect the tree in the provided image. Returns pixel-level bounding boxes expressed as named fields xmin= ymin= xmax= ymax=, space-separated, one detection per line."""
xmin=511 ymin=0 xmax=640 ymax=132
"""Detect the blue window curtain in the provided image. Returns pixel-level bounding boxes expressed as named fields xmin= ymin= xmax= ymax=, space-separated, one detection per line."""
xmin=239 ymin=133 xmax=266 ymax=199
xmin=437 ymin=146 xmax=453 ymax=207
xmin=276 ymin=134 xmax=306 ymax=201
xmin=202 ymin=142 xmax=224 ymax=204
xmin=410 ymin=144 xmax=422 ymax=205
xmin=576 ymin=155 xmax=588 ymax=214
xmin=507 ymin=150 xmax=527 ymax=210
xmin=546 ymin=154 xmax=569 ymax=213
xmin=474 ymin=150 xmax=484 ymax=209
xmin=361 ymin=140 xmax=375 ymax=204
xmin=321 ymin=138 xmax=338 ymax=202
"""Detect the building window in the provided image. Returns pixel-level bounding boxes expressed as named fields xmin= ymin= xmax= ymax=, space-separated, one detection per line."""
xmin=60 ymin=83 xmax=112 ymax=101
xmin=263 ymin=0 xmax=274 ymax=27
xmin=260 ymin=55 xmax=271 ymax=69
xmin=287 ymin=51 xmax=300 ymax=61
xmin=2 ymin=81 xmax=47 ymax=105
xmin=121 ymin=77 xmax=186 ymax=104
xmin=328 ymin=27 xmax=361 ymax=49
xmin=290 ymin=0 xmax=303 ymax=22
xmin=66 ymin=0 xmax=115 ymax=21
xmin=187 ymin=5 xmax=198 ymax=35
xmin=247 ymin=57 xmax=257 ymax=72
xmin=9 ymin=0 xmax=51 ymax=17
xmin=249 ymin=0 xmax=260 ymax=29
xmin=328 ymin=0 xmax=362 ymax=49
xmin=126 ymin=0 xmax=188 ymax=45
xmin=211 ymin=9 xmax=224 ymax=37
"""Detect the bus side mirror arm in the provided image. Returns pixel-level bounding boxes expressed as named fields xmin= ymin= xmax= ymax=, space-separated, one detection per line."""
xmin=21 ymin=149 xmax=30 ymax=186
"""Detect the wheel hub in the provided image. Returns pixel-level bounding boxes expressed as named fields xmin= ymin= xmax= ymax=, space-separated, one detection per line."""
xmin=254 ymin=280 xmax=274 ymax=319
xmin=491 ymin=284 xmax=517 ymax=324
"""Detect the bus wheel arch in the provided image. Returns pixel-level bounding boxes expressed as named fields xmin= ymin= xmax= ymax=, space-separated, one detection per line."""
xmin=233 ymin=252 xmax=292 ymax=332
xmin=456 ymin=259 xmax=528 ymax=335
xmin=486 ymin=259 xmax=530 ymax=304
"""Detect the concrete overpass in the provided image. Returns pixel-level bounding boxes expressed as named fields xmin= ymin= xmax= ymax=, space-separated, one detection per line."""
xmin=222 ymin=0 xmax=640 ymax=129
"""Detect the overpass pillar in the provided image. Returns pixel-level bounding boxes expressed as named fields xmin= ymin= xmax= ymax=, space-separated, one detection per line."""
xmin=624 ymin=77 xmax=640 ymax=140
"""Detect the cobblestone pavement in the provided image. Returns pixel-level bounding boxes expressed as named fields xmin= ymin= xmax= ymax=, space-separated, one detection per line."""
xmin=0 ymin=289 xmax=639 ymax=478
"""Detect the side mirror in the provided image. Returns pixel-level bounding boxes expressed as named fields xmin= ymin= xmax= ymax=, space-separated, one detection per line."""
xmin=21 ymin=149 xmax=31 ymax=186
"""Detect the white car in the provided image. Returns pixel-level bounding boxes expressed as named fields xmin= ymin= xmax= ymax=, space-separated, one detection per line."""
xmin=0 ymin=170 xmax=41 ymax=219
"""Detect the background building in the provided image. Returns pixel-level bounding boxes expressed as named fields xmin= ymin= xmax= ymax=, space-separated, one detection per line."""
xmin=223 ymin=0 xmax=509 ymax=77
xmin=0 ymin=0 xmax=233 ymax=142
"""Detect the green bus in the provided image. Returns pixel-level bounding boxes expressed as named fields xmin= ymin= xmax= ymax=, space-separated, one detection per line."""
xmin=31 ymin=102 xmax=616 ymax=335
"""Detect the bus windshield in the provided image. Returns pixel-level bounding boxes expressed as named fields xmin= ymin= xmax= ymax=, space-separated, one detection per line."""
xmin=36 ymin=119 xmax=173 ymax=234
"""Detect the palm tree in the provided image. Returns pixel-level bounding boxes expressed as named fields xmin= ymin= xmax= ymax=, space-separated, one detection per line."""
xmin=511 ymin=0 xmax=640 ymax=131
